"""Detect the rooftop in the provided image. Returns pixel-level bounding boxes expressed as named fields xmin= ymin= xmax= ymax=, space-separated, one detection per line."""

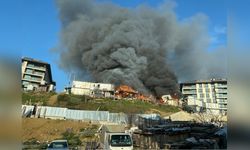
xmin=180 ymin=78 xmax=227 ymax=85
xmin=22 ymin=57 xmax=49 ymax=65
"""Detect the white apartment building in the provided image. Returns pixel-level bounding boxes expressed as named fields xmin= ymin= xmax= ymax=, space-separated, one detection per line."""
xmin=68 ymin=80 xmax=115 ymax=98
xmin=180 ymin=79 xmax=227 ymax=115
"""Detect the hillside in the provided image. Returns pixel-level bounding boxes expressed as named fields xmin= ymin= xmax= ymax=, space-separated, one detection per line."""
xmin=22 ymin=92 xmax=180 ymax=116
xmin=22 ymin=118 xmax=99 ymax=149
xmin=22 ymin=91 xmax=56 ymax=105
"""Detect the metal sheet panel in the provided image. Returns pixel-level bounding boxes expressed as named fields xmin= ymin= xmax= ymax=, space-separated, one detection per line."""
xmin=44 ymin=106 xmax=67 ymax=119
xmin=108 ymin=113 xmax=128 ymax=124
xmin=139 ymin=114 xmax=160 ymax=120
xmin=21 ymin=105 xmax=34 ymax=116
xmin=66 ymin=109 xmax=109 ymax=121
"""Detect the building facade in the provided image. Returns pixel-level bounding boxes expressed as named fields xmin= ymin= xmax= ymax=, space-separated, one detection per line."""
xmin=180 ymin=79 xmax=227 ymax=115
xmin=68 ymin=80 xmax=115 ymax=98
xmin=22 ymin=57 xmax=56 ymax=92
xmin=161 ymin=95 xmax=179 ymax=106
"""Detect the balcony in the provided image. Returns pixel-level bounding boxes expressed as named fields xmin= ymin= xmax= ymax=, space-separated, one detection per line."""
xmin=24 ymin=71 xmax=44 ymax=77
xmin=217 ymin=100 xmax=227 ymax=104
xmin=182 ymin=86 xmax=196 ymax=90
xmin=183 ymin=91 xmax=197 ymax=95
xmin=215 ymin=89 xmax=227 ymax=93
xmin=219 ymin=105 xmax=227 ymax=109
xmin=26 ymin=65 xmax=46 ymax=71
xmin=216 ymin=94 xmax=227 ymax=99
xmin=215 ymin=84 xmax=227 ymax=89
xmin=22 ymin=77 xmax=41 ymax=83
xmin=187 ymin=98 xmax=203 ymax=107
xmin=205 ymin=103 xmax=219 ymax=109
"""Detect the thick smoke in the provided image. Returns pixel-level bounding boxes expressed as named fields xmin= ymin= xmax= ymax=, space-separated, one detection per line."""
xmin=55 ymin=0 xmax=226 ymax=97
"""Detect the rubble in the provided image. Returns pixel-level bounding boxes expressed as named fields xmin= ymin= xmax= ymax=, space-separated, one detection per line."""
xmin=115 ymin=85 xmax=154 ymax=101
xmin=115 ymin=85 xmax=138 ymax=99
xmin=131 ymin=115 xmax=227 ymax=149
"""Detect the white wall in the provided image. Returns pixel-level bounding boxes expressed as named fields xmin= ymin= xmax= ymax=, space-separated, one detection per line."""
xmin=187 ymin=96 xmax=221 ymax=115
xmin=71 ymin=81 xmax=114 ymax=96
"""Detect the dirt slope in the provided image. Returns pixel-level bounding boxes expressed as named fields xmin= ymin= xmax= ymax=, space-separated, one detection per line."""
xmin=22 ymin=118 xmax=94 ymax=142
xmin=47 ymin=94 xmax=58 ymax=106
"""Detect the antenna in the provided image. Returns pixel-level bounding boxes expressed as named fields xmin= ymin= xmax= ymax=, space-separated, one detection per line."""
xmin=68 ymin=73 xmax=71 ymax=86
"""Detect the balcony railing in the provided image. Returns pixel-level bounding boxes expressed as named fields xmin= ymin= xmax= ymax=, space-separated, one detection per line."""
xmin=215 ymin=84 xmax=227 ymax=88
xmin=215 ymin=89 xmax=227 ymax=93
xmin=182 ymin=86 xmax=196 ymax=89
xmin=217 ymin=100 xmax=227 ymax=104
xmin=183 ymin=91 xmax=197 ymax=95
xmin=23 ymin=77 xmax=41 ymax=83
xmin=26 ymin=65 xmax=46 ymax=71
xmin=216 ymin=94 xmax=227 ymax=98
xmin=24 ymin=71 xmax=44 ymax=77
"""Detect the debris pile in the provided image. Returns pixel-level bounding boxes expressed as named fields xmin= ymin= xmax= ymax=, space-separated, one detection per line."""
xmin=115 ymin=85 xmax=138 ymax=99
xmin=115 ymin=85 xmax=153 ymax=101
xmin=131 ymin=116 xmax=227 ymax=149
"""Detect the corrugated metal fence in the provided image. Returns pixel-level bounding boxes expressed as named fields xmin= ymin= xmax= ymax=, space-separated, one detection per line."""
xmin=21 ymin=105 xmax=159 ymax=125
xmin=22 ymin=105 xmax=130 ymax=124
xmin=66 ymin=109 xmax=109 ymax=121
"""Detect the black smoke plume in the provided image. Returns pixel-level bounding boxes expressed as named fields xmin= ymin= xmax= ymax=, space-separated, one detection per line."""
xmin=55 ymin=0 xmax=226 ymax=97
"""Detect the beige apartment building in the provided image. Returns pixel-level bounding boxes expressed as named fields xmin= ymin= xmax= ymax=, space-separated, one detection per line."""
xmin=21 ymin=57 xmax=56 ymax=92
xmin=180 ymin=79 xmax=227 ymax=115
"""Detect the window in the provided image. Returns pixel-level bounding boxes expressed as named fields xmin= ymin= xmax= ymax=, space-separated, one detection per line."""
xmin=191 ymin=85 xmax=196 ymax=88
xmin=198 ymin=89 xmax=203 ymax=93
xmin=31 ymin=77 xmax=41 ymax=81
xmin=35 ymin=71 xmax=43 ymax=75
xmin=27 ymin=64 xmax=34 ymax=67
xmin=110 ymin=135 xmax=132 ymax=146
xmin=48 ymin=141 xmax=68 ymax=149
xmin=26 ymin=69 xmax=32 ymax=73
xmin=219 ymin=104 xmax=225 ymax=108
xmin=22 ymin=81 xmax=29 ymax=85
xmin=199 ymin=84 xmax=202 ymax=88
xmin=24 ymin=75 xmax=31 ymax=79
xmin=206 ymin=94 xmax=210 ymax=98
xmin=200 ymin=93 xmax=204 ymax=98
xmin=204 ymin=84 xmax=209 ymax=87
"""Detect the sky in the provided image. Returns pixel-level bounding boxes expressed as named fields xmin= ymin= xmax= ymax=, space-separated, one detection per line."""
xmin=0 ymin=0 xmax=228 ymax=92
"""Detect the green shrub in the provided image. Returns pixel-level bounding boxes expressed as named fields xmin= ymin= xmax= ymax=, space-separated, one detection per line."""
xmin=67 ymin=98 xmax=81 ymax=106
xmin=79 ymin=128 xmax=96 ymax=138
xmin=62 ymin=130 xmax=81 ymax=146
xmin=22 ymin=91 xmax=55 ymax=105
xmin=99 ymin=105 xmax=108 ymax=111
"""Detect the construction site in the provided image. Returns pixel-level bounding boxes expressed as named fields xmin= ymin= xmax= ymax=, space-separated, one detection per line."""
xmin=22 ymin=99 xmax=227 ymax=149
